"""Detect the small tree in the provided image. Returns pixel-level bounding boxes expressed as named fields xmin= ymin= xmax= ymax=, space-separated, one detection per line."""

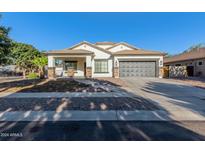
xmin=0 ymin=15 xmax=12 ymax=65
xmin=32 ymin=54 xmax=48 ymax=78
xmin=164 ymin=53 xmax=173 ymax=58
xmin=11 ymin=42 xmax=40 ymax=78
xmin=183 ymin=43 xmax=205 ymax=53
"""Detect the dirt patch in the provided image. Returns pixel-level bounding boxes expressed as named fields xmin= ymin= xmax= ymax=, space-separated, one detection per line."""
xmin=91 ymin=77 xmax=129 ymax=87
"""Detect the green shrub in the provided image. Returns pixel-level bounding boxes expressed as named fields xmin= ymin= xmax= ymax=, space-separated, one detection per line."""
xmin=27 ymin=72 xmax=39 ymax=79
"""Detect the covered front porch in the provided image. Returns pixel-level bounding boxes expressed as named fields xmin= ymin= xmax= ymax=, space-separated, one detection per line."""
xmin=55 ymin=57 xmax=86 ymax=77
xmin=47 ymin=54 xmax=93 ymax=78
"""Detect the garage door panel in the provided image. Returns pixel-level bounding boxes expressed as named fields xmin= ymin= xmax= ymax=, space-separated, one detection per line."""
xmin=119 ymin=61 xmax=156 ymax=77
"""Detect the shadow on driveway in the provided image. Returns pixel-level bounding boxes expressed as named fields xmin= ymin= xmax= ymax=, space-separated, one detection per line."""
xmin=141 ymin=81 xmax=205 ymax=117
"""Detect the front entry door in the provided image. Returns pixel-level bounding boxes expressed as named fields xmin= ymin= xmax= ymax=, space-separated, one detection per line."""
xmin=187 ymin=66 xmax=194 ymax=76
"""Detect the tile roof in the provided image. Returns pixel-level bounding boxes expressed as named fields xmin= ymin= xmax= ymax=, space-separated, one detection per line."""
xmin=112 ymin=49 xmax=165 ymax=56
xmin=46 ymin=41 xmax=164 ymax=57
xmin=164 ymin=48 xmax=205 ymax=64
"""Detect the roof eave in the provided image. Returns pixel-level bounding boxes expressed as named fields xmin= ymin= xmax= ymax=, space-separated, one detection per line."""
xmin=164 ymin=57 xmax=205 ymax=64
xmin=113 ymin=53 xmax=165 ymax=56
xmin=46 ymin=51 xmax=94 ymax=55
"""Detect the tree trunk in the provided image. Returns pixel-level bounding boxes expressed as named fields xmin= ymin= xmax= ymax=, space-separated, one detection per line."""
xmin=38 ymin=69 xmax=41 ymax=78
xmin=39 ymin=67 xmax=44 ymax=79
xmin=23 ymin=69 xmax=26 ymax=79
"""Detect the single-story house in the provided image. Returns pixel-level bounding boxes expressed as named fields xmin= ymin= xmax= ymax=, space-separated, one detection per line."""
xmin=164 ymin=47 xmax=205 ymax=77
xmin=46 ymin=41 xmax=164 ymax=78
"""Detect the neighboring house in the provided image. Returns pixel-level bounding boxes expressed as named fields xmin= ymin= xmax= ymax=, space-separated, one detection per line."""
xmin=46 ymin=41 xmax=164 ymax=78
xmin=164 ymin=47 xmax=205 ymax=77
xmin=0 ymin=65 xmax=22 ymax=77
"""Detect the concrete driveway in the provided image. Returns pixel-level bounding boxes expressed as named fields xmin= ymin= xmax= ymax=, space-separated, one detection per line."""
xmin=121 ymin=77 xmax=205 ymax=121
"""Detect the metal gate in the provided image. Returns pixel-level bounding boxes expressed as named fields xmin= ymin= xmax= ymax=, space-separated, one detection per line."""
xmin=119 ymin=61 xmax=156 ymax=77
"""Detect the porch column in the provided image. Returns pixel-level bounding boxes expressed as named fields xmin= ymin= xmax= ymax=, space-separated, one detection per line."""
xmin=113 ymin=57 xmax=119 ymax=78
xmin=86 ymin=56 xmax=92 ymax=78
xmin=48 ymin=56 xmax=55 ymax=78
xmin=159 ymin=57 xmax=163 ymax=78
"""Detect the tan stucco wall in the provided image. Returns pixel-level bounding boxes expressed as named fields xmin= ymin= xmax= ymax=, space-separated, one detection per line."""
xmin=72 ymin=43 xmax=113 ymax=77
xmin=48 ymin=67 xmax=55 ymax=79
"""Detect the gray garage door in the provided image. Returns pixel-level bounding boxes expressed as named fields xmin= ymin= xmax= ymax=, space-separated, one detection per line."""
xmin=119 ymin=61 xmax=156 ymax=77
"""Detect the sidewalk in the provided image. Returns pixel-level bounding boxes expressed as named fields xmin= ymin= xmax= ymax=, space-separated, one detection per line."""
xmin=0 ymin=91 xmax=205 ymax=121
xmin=1 ymin=110 xmax=205 ymax=121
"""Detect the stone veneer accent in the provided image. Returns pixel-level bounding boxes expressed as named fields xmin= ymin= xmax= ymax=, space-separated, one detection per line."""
xmin=86 ymin=67 xmax=92 ymax=78
xmin=67 ymin=68 xmax=75 ymax=77
xmin=159 ymin=67 xmax=164 ymax=78
xmin=113 ymin=67 xmax=119 ymax=78
xmin=48 ymin=67 xmax=55 ymax=78
xmin=161 ymin=66 xmax=169 ymax=78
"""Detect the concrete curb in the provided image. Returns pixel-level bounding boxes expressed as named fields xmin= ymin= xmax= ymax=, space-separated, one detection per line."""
xmin=0 ymin=110 xmax=117 ymax=121
xmin=0 ymin=110 xmax=205 ymax=121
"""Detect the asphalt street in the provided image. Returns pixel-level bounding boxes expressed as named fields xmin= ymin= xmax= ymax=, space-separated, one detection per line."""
xmin=0 ymin=121 xmax=205 ymax=141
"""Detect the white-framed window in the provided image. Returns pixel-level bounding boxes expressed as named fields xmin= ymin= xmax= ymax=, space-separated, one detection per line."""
xmin=94 ymin=60 xmax=108 ymax=73
xmin=55 ymin=59 xmax=63 ymax=67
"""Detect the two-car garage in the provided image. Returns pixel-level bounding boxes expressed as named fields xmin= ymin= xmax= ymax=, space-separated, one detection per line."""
xmin=119 ymin=61 xmax=156 ymax=77
xmin=113 ymin=49 xmax=164 ymax=78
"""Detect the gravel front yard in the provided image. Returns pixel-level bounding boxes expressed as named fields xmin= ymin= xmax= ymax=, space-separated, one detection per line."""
xmin=0 ymin=97 xmax=159 ymax=111
xmin=93 ymin=77 xmax=129 ymax=87
xmin=0 ymin=78 xmax=106 ymax=93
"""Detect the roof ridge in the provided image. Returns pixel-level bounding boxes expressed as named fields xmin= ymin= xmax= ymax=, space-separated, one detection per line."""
xmin=95 ymin=41 xmax=116 ymax=44
xmin=68 ymin=41 xmax=112 ymax=54
xmin=106 ymin=42 xmax=139 ymax=50
xmin=170 ymin=47 xmax=203 ymax=58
